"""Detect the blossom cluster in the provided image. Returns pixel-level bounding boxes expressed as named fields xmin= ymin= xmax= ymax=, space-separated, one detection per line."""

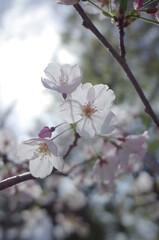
xmin=15 ymin=62 xmax=148 ymax=185
xmin=17 ymin=63 xmax=117 ymax=178
xmin=93 ymin=131 xmax=148 ymax=185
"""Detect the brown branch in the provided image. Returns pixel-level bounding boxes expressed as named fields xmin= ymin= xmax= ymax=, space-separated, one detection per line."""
xmin=0 ymin=172 xmax=35 ymax=191
xmin=0 ymin=170 xmax=68 ymax=191
xmin=0 ymin=133 xmax=80 ymax=191
xmin=63 ymin=132 xmax=80 ymax=159
xmin=73 ymin=3 xmax=159 ymax=129
xmin=118 ymin=16 xmax=126 ymax=59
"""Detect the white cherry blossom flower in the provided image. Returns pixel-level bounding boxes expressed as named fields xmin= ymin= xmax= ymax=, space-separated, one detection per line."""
xmin=60 ymin=83 xmax=116 ymax=138
xmin=56 ymin=0 xmax=79 ymax=5
xmin=118 ymin=131 xmax=148 ymax=172
xmin=17 ymin=138 xmax=64 ymax=178
xmin=93 ymin=131 xmax=148 ymax=183
xmin=42 ymin=63 xmax=82 ymax=95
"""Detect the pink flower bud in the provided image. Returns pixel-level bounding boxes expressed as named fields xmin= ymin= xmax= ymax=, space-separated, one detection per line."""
xmin=38 ymin=126 xmax=55 ymax=138
xmin=134 ymin=0 xmax=143 ymax=10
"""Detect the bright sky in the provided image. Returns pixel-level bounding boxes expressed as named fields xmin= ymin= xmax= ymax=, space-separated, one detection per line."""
xmin=0 ymin=0 xmax=76 ymax=135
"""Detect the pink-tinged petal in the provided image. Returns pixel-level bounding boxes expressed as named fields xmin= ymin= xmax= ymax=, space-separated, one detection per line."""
xmin=118 ymin=149 xmax=130 ymax=169
xmin=124 ymin=131 xmax=148 ymax=154
xmin=60 ymin=100 xmax=82 ymax=123
xmin=41 ymin=77 xmax=57 ymax=91
xmin=102 ymin=141 xmax=117 ymax=158
xmin=93 ymin=157 xmax=118 ymax=183
xmin=48 ymin=155 xmax=64 ymax=171
xmin=55 ymin=82 xmax=81 ymax=94
xmin=92 ymin=111 xmax=117 ymax=135
xmin=29 ymin=156 xmax=53 ymax=178
xmin=17 ymin=143 xmax=38 ymax=161
xmin=94 ymin=86 xmax=115 ymax=110
xmin=60 ymin=64 xmax=72 ymax=76
xmin=44 ymin=63 xmax=61 ymax=83
xmin=71 ymin=83 xmax=92 ymax=105
xmin=43 ymin=63 xmax=82 ymax=94
xmin=76 ymin=117 xmax=96 ymax=138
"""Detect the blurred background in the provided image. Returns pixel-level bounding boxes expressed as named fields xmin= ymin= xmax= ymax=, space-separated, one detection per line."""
xmin=0 ymin=0 xmax=159 ymax=239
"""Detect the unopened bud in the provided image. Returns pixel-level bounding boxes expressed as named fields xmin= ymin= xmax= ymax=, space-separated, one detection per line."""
xmin=134 ymin=0 xmax=143 ymax=10
xmin=38 ymin=126 xmax=55 ymax=138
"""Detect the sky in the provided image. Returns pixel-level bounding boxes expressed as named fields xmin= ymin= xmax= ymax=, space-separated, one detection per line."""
xmin=0 ymin=0 xmax=76 ymax=137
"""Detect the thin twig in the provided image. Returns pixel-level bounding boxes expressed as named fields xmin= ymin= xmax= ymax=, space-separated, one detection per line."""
xmin=73 ymin=3 xmax=159 ymax=129
xmin=0 ymin=133 xmax=80 ymax=191
xmin=118 ymin=15 xmax=126 ymax=59
xmin=63 ymin=132 xmax=80 ymax=159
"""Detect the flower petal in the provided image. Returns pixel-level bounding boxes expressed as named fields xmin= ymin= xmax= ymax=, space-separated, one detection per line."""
xmin=44 ymin=63 xmax=61 ymax=83
xmin=48 ymin=155 xmax=64 ymax=171
xmin=29 ymin=156 xmax=53 ymax=178
xmin=71 ymin=83 xmax=92 ymax=105
xmin=60 ymin=100 xmax=82 ymax=123
xmin=92 ymin=111 xmax=117 ymax=135
xmin=76 ymin=117 xmax=96 ymax=138
xmin=94 ymin=85 xmax=115 ymax=110
xmin=17 ymin=143 xmax=38 ymax=161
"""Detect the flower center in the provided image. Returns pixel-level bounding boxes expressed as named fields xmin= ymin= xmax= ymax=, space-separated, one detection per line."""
xmin=38 ymin=143 xmax=50 ymax=154
xmin=82 ymin=103 xmax=97 ymax=116
xmin=60 ymin=75 xmax=68 ymax=86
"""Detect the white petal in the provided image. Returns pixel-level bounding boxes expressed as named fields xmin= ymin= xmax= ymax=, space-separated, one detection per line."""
xmin=41 ymin=77 xmax=57 ymax=91
xmin=17 ymin=143 xmax=38 ymax=161
xmin=43 ymin=139 xmax=58 ymax=155
xmin=94 ymin=85 xmax=115 ymax=110
xmin=87 ymin=86 xmax=95 ymax=103
xmin=71 ymin=83 xmax=92 ymax=105
xmin=69 ymin=64 xmax=82 ymax=83
xmin=76 ymin=117 xmax=96 ymax=138
xmin=44 ymin=63 xmax=61 ymax=82
xmin=93 ymin=111 xmax=117 ymax=135
xmin=29 ymin=156 xmax=53 ymax=178
xmin=49 ymin=155 xmax=64 ymax=171
xmin=60 ymin=100 xmax=82 ymax=123
xmin=61 ymin=64 xmax=72 ymax=76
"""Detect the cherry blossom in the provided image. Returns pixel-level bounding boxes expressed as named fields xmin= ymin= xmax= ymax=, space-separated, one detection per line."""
xmin=42 ymin=63 xmax=82 ymax=95
xmin=60 ymin=83 xmax=116 ymax=138
xmin=93 ymin=131 xmax=148 ymax=183
xmin=118 ymin=131 xmax=148 ymax=172
xmin=93 ymin=142 xmax=118 ymax=183
xmin=17 ymin=138 xmax=64 ymax=178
